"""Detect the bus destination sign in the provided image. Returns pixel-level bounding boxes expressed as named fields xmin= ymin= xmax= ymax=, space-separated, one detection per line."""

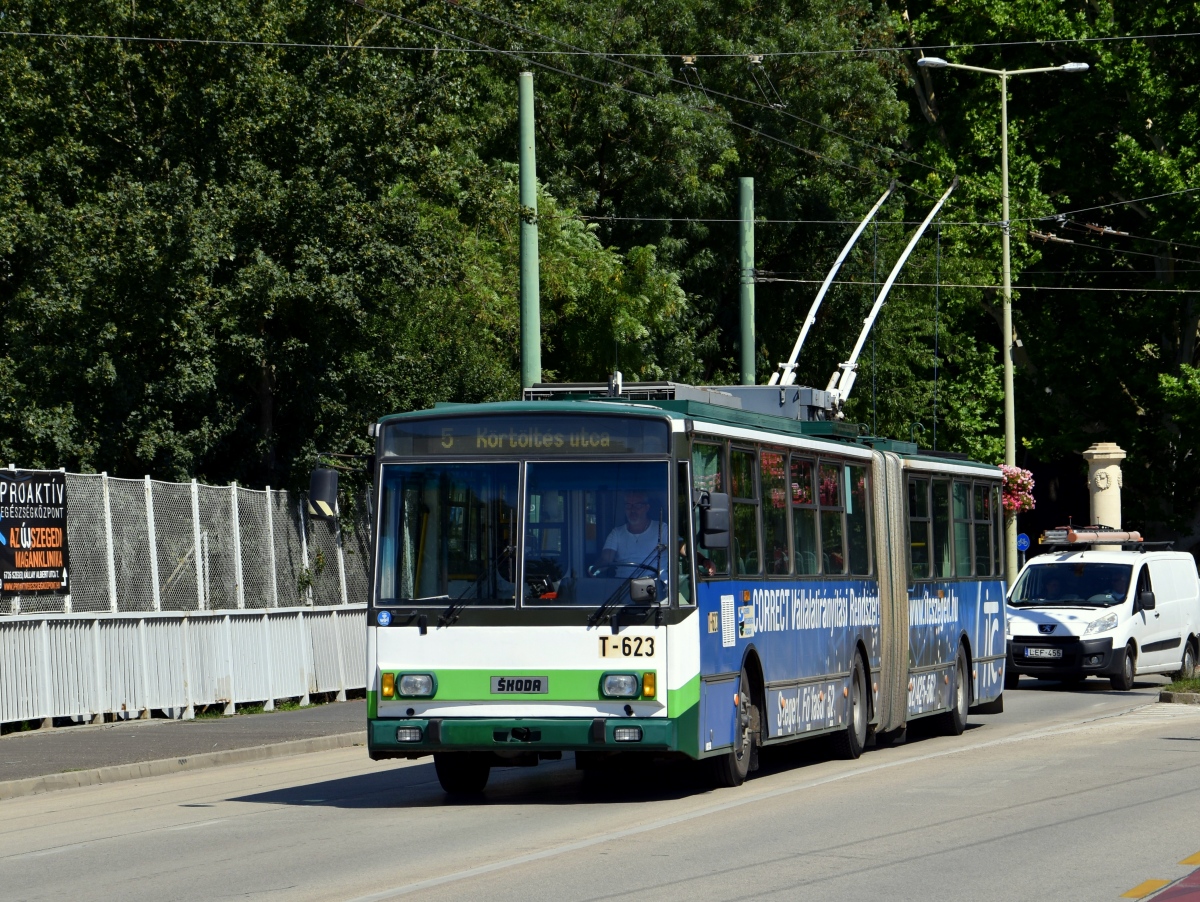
xmin=384 ymin=414 xmax=670 ymax=457
xmin=0 ymin=469 xmax=70 ymax=595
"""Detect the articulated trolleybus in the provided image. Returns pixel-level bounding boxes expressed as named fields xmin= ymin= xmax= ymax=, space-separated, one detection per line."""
xmin=347 ymin=381 xmax=1007 ymax=793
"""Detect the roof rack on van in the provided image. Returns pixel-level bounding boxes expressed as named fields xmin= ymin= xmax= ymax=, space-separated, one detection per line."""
xmin=1039 ymin=525 xmax=1143 ymax=550
xmin=1038 ymin=525 xmax=1174 ymax=552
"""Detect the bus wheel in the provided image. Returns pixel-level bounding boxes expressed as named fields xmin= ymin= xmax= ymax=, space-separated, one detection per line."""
xmin=712 ymin=667 xmax=754 ymax=788
xmin=434 ymin=752 xmax=491 ymax=795
xmin=832 ymin=654 xmax=868 ymax=759
xmin=1110 ymin=644 xmax=1136 ymax=691
xmin=940 ymin=647 xmax=969 ymax=736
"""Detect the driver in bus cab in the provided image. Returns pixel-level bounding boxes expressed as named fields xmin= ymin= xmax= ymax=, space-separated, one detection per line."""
xmin=599 ymin=492 xmax=663 ymax=577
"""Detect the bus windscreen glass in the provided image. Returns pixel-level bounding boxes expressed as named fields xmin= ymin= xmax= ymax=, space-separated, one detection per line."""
xmin=523 ymin=461 xmax=671 ymax=606
xmin=383 ymin=415 xmax=670 ymax=457
xmin=376 ymin=463 xmax=518 ymax=606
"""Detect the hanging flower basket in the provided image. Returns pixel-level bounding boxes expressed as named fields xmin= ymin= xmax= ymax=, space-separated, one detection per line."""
xmin=1000 ymin=465 xmax=1035 ymax=515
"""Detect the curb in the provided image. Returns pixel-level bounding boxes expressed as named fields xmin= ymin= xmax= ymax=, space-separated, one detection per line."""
xmin=0 ymin=731 xmax=368 ymax=802
xmin=1159 ymin=691 xmax=1200 ymax=705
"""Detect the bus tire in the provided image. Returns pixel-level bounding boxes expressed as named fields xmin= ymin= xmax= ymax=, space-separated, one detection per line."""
xmin=711 ymin=667 xmax=754 ymax=788
xmin=434 ymin=752 xmax=491 ymax=795
xmin=1110 ymin=644 xmax=1136 ymax=691
xmin=832 ymin=654 xmax=868 ymax=760
xmin=939 ymin=646 xmax=969 ymax=736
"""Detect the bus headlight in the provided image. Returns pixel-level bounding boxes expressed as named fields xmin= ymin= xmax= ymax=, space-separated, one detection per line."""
xmin=602 ymin=674 xmax=639 ymax=698
xmin=398 ymin=674 xmax=436 ymax=697
xmin=1084 ymin=611 xmax=1119 ymax=635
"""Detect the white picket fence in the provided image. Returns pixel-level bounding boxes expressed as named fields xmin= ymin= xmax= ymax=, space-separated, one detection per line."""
xmin=0 ymin=607 xmax=366 ymax=724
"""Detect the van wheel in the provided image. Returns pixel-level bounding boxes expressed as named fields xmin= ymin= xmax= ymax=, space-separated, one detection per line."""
xmin=1110 ymin=645 xmax=1136 ymax=691
xmin=434 ymin=752 xmax=491 ymax=795
xmin=711 ymin=667 xmax=755 ymax=787
xmin=939 ymin=647 xmax=969 ymax=736
xmin=1177 ymin=642 xmax=1196 ymax=681
xmin=832 ymin=654 xmax=868 ymax=759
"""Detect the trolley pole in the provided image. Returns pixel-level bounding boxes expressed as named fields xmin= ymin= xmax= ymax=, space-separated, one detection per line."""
xmin=739 ymin=177 xmax=755 ymax=385
xmin=519 ymin=71 xmax=542 ymax=389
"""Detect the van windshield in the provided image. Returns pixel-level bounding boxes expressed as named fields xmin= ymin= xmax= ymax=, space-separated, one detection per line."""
xmin=1009 ymin=562 xmax=1132 ymax=608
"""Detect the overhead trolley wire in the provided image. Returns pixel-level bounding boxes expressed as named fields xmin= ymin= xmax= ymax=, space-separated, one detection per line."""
xmin=756 ymin=277 xmax=1200 ymax=295
xmin=344 ymin=0 xmax=939 ymax=197
xmin=4 ymin=26 xmax=1198 ymax=59
xmin=434 ymin=0 xmax=943 ymax=175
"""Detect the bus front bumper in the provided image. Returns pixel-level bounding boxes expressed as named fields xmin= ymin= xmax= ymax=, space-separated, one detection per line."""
xmin=368 ymin=717 xmax=677 ymax=758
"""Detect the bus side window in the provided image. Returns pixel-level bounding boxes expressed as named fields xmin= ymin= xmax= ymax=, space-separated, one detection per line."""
xmin=761 ymin=449 xmax=790 ymax=575
xmin=791 ymin=456 xmax=819 ymax=575
xmin=909 ymin=478 xmax=931 ymax=580
xmin=819 ymin=461 xmax=845 ymax=575
xmin=846 ymin=464 xmax=871 ymax=576
xmin=731 ymin=448 xmax=761 ymax=576
xmin=973 ymin=482 xmax=993 ymax=576
xmin=952 ymin=481 xmax=972 ymax=576
xmin=677 ymin=461 xmax=696 ymax=604
xmin=992 ymin=484 xmax=1002 ymax=575
xmin=931 ymin=480 xmax=952 ymax=579
xmin=692 ymin=441 xmax=728 ymax=575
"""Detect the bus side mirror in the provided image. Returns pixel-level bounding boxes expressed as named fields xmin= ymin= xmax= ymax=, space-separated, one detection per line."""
xmin=307 ymin=468 xmax=339 ymax=520
xmin=1138 ymin=590 xmax=1156 ymax=611
xmin=698 ymin=491 xmax=730 ymax=550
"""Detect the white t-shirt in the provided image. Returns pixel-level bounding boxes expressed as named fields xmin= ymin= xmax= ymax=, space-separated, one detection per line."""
xmin=603 ymin=521 xmax=665 ymax=574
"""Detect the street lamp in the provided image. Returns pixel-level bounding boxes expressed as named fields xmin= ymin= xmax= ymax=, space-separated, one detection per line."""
xmin=916 ymin=56 xmax=1088 ymax=585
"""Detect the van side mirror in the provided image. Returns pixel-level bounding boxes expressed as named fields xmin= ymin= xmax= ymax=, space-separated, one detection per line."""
xmin=1138 ymin=590 xmax=1156 ymax=611
xmin=307 ymin=468 xmax=339 ymax=520
xmin=698 ymin=491 xmax=730 ymax=550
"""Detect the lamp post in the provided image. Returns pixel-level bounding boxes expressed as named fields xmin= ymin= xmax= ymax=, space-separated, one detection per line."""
xmin=916 ymin=56 xmax=1088 ymax=585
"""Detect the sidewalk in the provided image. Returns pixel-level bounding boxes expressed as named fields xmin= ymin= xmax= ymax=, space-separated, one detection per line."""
xmin=0 ymin=699 xmax=366 ymax=800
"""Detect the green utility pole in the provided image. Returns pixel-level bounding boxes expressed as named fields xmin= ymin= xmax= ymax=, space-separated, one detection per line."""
xmin=739 ymin=177 xmax=755 ymax=385
xmin=519 ymin=71 xmax=541 ymax=389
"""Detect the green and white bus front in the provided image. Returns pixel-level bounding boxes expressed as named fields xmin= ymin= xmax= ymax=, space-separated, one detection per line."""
xmin=366 ymin=409 xmax=699 ymax=771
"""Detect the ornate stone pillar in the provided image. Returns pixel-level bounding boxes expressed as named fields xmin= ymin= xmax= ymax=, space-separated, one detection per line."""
xmin=1082 ymin=443 xmax=1126 ymax=537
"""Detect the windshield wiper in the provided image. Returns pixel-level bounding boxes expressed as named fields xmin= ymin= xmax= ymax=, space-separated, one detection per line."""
xmin=588 ymin=545 xmax=666 ymax=632
xmin=439 ymin=545 xmax=514 ymax=627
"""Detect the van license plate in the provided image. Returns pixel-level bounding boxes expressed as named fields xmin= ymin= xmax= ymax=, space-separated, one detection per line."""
xmin=1025 ymin=648 xmax=1062 ymax=659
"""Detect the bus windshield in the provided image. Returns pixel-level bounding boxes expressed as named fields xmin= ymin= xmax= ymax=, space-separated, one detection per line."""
xmin=377 ymin=463 xmax=518 ymax=605
xmin=1009 ymin=562 xmax=1132 ymax=608
xmin=524 ymin=460 xmax=671 ymax=606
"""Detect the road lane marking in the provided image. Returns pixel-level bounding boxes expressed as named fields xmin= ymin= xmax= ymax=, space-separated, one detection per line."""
xmin=345 ymin=703 xmax=1200 ymax=901
xmin=1122 ymin=879 xmax=1170 ymax=898
xmin=1181 ymin=853 xmax=1200 ymax=866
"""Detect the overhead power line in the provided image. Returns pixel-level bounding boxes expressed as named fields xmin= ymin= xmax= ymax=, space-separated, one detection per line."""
xmin=435 ymin=0 xmax=941 ymax=174
xmin=756 ymin=277 xmax=1200 ymax=294
xmin=344 ymin=0 xmax=939 ymax=197
xmin=5 ymin=27 xmax=1198 ymax=58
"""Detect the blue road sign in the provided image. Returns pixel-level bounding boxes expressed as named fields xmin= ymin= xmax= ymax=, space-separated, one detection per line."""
xmin=1016 ymin=533 xmax=1030 ymax=552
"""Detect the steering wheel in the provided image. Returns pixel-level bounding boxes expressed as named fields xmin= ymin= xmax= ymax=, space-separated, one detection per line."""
xmin=587 ymin=561 xmax=659 ymax=578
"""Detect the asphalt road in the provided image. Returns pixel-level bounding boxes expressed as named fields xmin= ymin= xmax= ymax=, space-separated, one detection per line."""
xmin=3 ymin=675 xmax=1197 ymax=902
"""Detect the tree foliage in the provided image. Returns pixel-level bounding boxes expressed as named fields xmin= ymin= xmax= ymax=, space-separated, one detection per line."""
xmin=0 ymin=0 xmax=1197 ymax=543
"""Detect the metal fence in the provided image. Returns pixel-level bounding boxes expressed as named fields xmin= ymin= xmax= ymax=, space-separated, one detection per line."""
xmin=3 ymin=472 xmax=372 ymax=616
xmin=0 ymin=472 xmax=372 ymax=725
xmin=0 ymin=608 xmax=366 ymax=724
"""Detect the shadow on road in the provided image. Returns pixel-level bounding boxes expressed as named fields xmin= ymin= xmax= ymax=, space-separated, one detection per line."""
xmin=231 ymin=714 xmax=996 ymax=811
xmin=229 ymin=754 xmax=721 ymax=810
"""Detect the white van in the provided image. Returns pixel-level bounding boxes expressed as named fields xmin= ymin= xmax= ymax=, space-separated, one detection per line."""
xmin=1006 ymin=549 xmax=1200 ymax=690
